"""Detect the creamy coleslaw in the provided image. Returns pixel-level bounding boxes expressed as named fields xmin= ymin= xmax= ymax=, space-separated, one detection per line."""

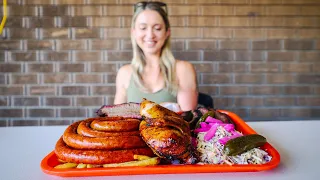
xmin=196 ymin=123 xmax=272 ymax=165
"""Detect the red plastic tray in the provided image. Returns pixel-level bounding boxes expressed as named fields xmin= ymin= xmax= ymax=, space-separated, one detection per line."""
xmin=41 ymin=110 xmax=280 ymax=177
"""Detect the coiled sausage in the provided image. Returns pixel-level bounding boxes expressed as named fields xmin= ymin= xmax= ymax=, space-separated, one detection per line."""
xmin=55 ymin=137 xmax=154 ymax=164
xmin=77 ymin=118 xmax=140 ymax=137
xmin=90 ymin=118 xmax=140 ymax=132
xmin=63 ymin=121 xmax=146 ymax=150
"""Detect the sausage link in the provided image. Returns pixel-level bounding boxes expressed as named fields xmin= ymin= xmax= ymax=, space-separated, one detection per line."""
xmin=63 ymin=121 xmax=146 ymax=150
xmin=55 ymin=137 xmax=154 ymax=164
xmin=90 ymin=118 xmax=141 ymax=132
xmin=77 ymin=118 xmax=140 ymax=137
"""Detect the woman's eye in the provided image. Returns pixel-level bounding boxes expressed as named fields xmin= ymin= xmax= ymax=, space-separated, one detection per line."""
xmin=138 ymin=25 xmax=146 ymax=30
xmin=154 ymin=27 xmax=162 ymax=31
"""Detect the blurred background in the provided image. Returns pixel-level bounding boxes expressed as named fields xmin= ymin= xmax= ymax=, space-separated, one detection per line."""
xmin=0 ymin=0 xmax=319 ymax=126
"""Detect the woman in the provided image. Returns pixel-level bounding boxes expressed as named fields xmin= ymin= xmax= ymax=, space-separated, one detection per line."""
xmin=114 ymin=1 xmax=198 ymax=111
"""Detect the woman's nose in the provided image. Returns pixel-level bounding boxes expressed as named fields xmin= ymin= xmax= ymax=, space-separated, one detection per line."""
xmin=146 ymin=28 xmax=155 ymax=38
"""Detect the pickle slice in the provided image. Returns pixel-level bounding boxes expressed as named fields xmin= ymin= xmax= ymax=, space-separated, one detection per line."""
xmin=195 ymin=111 xmax=215 ymax=129
xmin=224 ymin=134 xmax=267 ymax=156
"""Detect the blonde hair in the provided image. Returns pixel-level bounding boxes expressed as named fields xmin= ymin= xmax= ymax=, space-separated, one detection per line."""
xmin=130 ymin=2 xmax=177 ymax=95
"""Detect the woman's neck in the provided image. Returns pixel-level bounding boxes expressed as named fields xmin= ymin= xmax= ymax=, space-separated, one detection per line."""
xmin=144 ymin=53 xmax=161 ymax=69
xmin=141 ymin=53 xmax=165 ymax=92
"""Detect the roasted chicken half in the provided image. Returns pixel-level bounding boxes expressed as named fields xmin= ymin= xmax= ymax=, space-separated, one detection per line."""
xmin=139 ymin=99 xmax=197 ymax=164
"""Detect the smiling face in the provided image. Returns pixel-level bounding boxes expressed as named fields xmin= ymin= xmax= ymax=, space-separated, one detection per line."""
xmin=132 ymin=9 xmax=170 ymax=56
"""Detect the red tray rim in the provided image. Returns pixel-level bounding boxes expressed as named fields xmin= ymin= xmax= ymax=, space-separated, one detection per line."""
xmin=40 ymin=110 xmax=281 ymax=177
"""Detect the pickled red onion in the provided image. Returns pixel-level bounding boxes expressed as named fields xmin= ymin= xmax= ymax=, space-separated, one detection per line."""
xmin=204 ymin=124 xmax=219 ymax=141
xmin=194 ymin=127 xmax=210 ymax=133
xmin=218 ymin=133 xmax=242 ymax=145
xmin=200 ymin=122 xmax=210 ymax=128
xmin=222 ymin=124 xmax=235 ymax=132
xmin=205 ymin=116 xmax=224 ymax=124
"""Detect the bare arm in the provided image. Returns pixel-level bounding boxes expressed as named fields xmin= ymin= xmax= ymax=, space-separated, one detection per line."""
xmin=114 ymin=65 xmax=131 ymax=104
xmin=176 ymin=60 xmax=198 ymax=111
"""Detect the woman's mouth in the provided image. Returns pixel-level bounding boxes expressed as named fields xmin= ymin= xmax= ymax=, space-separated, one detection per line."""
xmin=145 ymin=41 xmax=156 ymax=47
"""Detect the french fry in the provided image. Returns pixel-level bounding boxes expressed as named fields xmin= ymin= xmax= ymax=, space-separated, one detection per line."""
xmin=87 ymin=164 xmax=102 ymax=168
xmin=102 ymin=157 xmax=160 ymax=167
xmin=133 ymin=154 xmax=152 ymax=161
xmin=54 ymin=162 xmax=78 ymax=169
xmin=76 ymin=163 xmax=87 ymax=168
xmin=57 ymin=159 xmax=66 ymax=163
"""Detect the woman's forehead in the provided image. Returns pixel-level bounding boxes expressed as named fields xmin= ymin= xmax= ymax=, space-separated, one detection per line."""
xmin=135 ymin=9 xmax=165 ymax=25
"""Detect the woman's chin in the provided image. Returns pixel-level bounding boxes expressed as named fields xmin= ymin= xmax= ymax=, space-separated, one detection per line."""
xmin=142 ymin=48 xmax=161 ymax=55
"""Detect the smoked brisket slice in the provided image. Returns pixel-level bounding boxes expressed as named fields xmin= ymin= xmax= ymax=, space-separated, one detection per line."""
xmin=96 ymin=103 xmax=142 ymax=119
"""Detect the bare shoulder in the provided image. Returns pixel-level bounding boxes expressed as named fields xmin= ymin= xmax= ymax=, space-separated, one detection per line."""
xmin=118 ymin=64 xmax=132 ymax=75
xmin=175 ymin=60 xmax=196 ymax=79
xmin=116 ymin=64 xmax=132 ymax=88
xmin=176 ymin=60 xmax=195 ymax=73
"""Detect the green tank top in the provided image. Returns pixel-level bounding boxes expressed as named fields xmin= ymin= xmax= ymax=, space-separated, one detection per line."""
xmin=126 ymin=76 xmax=177 ymax=104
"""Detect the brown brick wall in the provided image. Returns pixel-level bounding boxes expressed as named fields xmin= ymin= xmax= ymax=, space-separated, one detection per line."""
xmin=0 ymin=0 xmax=319 ymax=126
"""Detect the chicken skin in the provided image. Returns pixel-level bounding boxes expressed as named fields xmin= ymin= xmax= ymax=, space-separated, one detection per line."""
xmin=139 ymin=99 xmax=197 ymax=164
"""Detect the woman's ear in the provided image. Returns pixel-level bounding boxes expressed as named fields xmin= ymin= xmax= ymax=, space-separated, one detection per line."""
xmin=166 ymin=28 xmax=171 ymax=38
